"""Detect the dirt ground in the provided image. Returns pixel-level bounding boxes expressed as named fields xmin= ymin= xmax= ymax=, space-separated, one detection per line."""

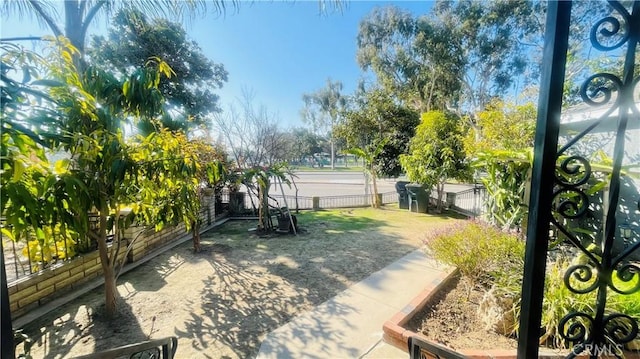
xmin=17 ymin=207 xmax=463 ymax=359
xmin=407 ymin=276 xmax=518 ymax=351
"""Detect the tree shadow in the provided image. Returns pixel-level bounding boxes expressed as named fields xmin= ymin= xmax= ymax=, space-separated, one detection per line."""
xmin=20 ymin=289 xmax=148 ymax=358
xmin=177 ymin=209 xmax=427 ymax=358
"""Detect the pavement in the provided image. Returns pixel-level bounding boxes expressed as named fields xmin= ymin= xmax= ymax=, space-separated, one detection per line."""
xmin=256 ymin=249 xmax=452 ymax=359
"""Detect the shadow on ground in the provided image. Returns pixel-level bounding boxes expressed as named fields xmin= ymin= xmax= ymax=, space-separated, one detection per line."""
xmin=17 ymin=208 xmax=462 ymax=358
xmin=175 ymin=209 xmax=425 ymax=358
xmin=20 ymin=292 xmax=147 ymax=358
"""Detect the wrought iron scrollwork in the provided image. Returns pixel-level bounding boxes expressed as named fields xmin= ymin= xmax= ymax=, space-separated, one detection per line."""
xmin=545 ymin=1 xmax=640 ymax=358
xmin=590 ymin=2 xmax=632 ymax=51
xmin=559 ymin=312 xmax=595 ymax=344
xmin=564 ymin=263 xmax=600 ymax=294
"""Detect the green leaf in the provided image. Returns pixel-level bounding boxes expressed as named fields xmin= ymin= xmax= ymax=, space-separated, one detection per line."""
xmin=54 ymin=159 xmax=70 ymax=174
xmin=1 ymin=228 xmax=15 ymax=241
xmin=31 ymin=79 xmax=64 ymax=87
xmin=12 ymin=160 xmax=25 ymax=182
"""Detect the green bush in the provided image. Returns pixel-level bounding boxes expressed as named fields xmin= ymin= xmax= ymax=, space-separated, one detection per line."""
xmin=427 ymin=221 xmax=640 ymax=349
xmin=425 ymin=221 xmax=524 ymax=286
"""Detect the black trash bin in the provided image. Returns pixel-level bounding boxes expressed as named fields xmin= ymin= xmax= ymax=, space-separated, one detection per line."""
xmin=395 ymin=181 xmax=410 ymax=209
xmin=406 ymin=184 xmax=430 ymax=213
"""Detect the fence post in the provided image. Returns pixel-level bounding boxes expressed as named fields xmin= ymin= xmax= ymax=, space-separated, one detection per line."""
xmin=312 ymin=197 xmax=320 ymax=211
xmin=377 ymin=193 xmax=383 ymax=206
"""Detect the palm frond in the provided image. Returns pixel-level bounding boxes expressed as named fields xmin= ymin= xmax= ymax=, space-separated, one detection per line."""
xmin=2 ymin=0 xmax=62 ymax=36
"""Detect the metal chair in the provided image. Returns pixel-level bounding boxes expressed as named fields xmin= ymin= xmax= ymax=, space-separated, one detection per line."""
xmin=72 ymin=337 xmax=178 ymax=359
xmin=408 ymin=336 xmax=468 ymax=359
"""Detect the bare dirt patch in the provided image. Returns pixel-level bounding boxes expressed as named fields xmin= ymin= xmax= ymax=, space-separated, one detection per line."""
xmin=407 ymin=276 xmax=517 ymax=351
xmin=18 ymin=207 xmax=463 ymax=359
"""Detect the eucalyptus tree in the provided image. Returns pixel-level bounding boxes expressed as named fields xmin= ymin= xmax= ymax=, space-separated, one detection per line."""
xmin=301 ymin=78 xmax=347 ymax=169
xmin=357 ymin=1 xmax=537 ymax=130
xmin=357 ymin=6 xmax=464 ymax=113
xmin=89 ymin=9 xmax=228 ymax=134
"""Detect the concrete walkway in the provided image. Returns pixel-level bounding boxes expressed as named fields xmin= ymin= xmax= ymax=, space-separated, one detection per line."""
xmin=256 ymin=249 xmax=451 ymax=359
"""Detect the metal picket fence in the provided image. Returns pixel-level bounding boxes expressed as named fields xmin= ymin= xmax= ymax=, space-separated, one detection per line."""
xmin=3 ymin=188 xmax=487 ymax=284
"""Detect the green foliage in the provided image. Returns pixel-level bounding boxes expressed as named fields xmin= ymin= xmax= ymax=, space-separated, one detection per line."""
xmin=433 ymin=221 xmax=640 ymax=348
xmin=241 ymin=163 xmax=291 ymax=231
xmin=426 ymin=221 xmax=524 ymax=285
xmin=356 ymin=6 xmax=463 ymax=112
xmin=89 ymin=8 xmax=227 ymax=133
xmin=17 ymin=224 xmax=78 ymax=272
xmin=400 ymin=111 xmax=470 ymax=211
xmin=357 ymin=2 xmax=537 ymax=116
xmin=464 ymin=100 xmax=536 ymax=155
xmin=473 ymin=150 xmax=532 ymax=230
xmin=346 ymin=139 xmax=388 ymax=208
xmin=336 ymin=86 xmax=419 ymax=177
xmin=1 ymin=38 xmax=215 ymax=316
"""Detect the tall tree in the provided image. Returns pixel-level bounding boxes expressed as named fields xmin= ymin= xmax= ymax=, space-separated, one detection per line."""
xmin=2 ymin=39 xmax=200 ymax=317
xmin=434 ymin=0 xmax=536 ymax=118
xmin=400 ymin=111 xmax=470 ymax=212
xmin=301 ymin=78 xmax=347 ymax=170
xmin=89 ymin=9 xmax=228 ymax=134
xmin=336 ymin=86 xmax=419 ymax=177
xmin=357 ymin=1 xmax=537 ymax=130
xmin=357 ymin=6 xmax=464 ymax=112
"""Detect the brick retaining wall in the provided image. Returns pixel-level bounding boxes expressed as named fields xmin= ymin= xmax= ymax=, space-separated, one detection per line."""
xmin=8 ymin=195 xmax=216 ymax=319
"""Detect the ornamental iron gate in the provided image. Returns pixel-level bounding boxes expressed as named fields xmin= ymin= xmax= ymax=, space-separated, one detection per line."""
xmin=519 ymin=1 xmax=640 ymax=359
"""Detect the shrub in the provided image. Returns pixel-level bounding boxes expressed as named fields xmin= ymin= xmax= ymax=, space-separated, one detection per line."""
xmin=427 ymin=221 xmax=640 ymax=349
xmin=425 ymin=221 xmax=524 ymax=286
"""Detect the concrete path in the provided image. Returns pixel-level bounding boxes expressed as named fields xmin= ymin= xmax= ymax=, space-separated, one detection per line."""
xmin=256 ymin=249 xmax=451 ymax=359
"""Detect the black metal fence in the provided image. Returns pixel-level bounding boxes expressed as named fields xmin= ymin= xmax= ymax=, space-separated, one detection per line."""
xmin=3 ymin=188 xmax=487 ymax=285
xmin=450 ymin=186 xmax=487 ymax=217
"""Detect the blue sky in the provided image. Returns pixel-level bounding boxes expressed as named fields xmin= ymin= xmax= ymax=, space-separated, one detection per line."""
xmin=0 ymin=1 xmax=432 ymax=128
xmin=189 ymin=1 xmax=432 ymax=128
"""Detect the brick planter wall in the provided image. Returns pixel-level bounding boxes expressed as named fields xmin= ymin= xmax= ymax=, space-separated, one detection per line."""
xmin=8 ymin=195 xmax=216 ymax=319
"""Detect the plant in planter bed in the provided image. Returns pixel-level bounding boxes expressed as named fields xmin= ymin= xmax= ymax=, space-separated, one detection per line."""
xmin=425 ymin=221 xmax=640 ymax=350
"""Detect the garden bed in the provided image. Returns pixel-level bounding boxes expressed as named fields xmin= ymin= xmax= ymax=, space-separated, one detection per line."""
xmin=383 ymin=220 xmax=640 ymax=359
xmin=384 ymin=274 xmax=634 ymax=358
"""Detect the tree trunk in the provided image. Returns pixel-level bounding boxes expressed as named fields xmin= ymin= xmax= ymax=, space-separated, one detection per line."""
xmin=258 ymin=184 xmax=270 ymax=232
xmin=371 ymin=168 xmax=380 ymax=208
xmin=192 ymin=220 xmax=201 ymax=252
xmin=102 ymin=261 xmax=118 ymax=316
xmin=436 ymin=182 xmax=445 ymax=213
xmin=96 ymin=208 xmax=118 ymax=317
xmin=330 ymin=137 xmax=335 ymax=170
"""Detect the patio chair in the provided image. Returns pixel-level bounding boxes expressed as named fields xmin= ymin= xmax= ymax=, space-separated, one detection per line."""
xmin=71 ymin=337 xmax=178 ymax=359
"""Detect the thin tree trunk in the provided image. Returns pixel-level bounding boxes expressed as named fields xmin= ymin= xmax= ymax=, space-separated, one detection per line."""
xmin=436 ymin=182 xmax=445 ymax=213
xmin=330 ymin=137 xmax=335 ymax=170
xmin=371 ymin=169 xmax=380 ymax=208
xmin=192 ymin=220 xmax=201 ymax=252
xmin=96 ymin=208 xmax=118 ymax=317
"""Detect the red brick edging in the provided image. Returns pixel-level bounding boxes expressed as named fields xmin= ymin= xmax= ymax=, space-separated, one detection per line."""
xmin=381 ymin=268 xmax=635 ymax=359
